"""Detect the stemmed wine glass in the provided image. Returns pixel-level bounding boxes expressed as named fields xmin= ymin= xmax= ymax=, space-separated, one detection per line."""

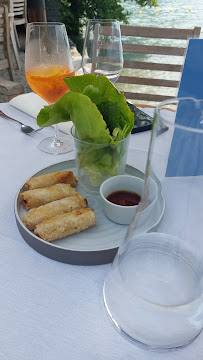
xmin=25 ymin=22 xmax=75 ymax=154
xmin=82 ymin=19 xmax=123 ymax=84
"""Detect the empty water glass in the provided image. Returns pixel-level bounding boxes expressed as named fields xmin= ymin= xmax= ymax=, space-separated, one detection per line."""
xmin=103 ymin=97 xmax=203 ymax=351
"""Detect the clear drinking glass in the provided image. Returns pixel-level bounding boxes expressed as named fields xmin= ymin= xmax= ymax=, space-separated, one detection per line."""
xmin=103 ymin=98 xmax=203 ymax=351
xmin=25 ymin=22 xmax=75 ymax=154
xmin=82 ymin=19 xmax=123 ymax=83
xmin=71 ymin=126 xmax=130 ymax=194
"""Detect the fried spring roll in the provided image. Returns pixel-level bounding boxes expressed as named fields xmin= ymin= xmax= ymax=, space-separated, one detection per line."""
xmin=24 ymin=171 xmax=77 ymax=190
xmin=34 ymin=208 xmax=96 ymax=242
xmin=22 ymin=195 xmax=88 ymax=231
xmin=20 ymin=183 xmax=76 ymax=210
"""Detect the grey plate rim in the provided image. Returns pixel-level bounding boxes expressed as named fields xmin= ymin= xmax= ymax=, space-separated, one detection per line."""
xmin=14 ymin=160 xmax=164 ymax=266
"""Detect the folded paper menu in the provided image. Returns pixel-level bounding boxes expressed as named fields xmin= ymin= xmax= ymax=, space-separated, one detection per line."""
xmin=166 ymin=39 xmax=203 ymax=177
xmin=9 ymin=92 xmax=73 ymax=134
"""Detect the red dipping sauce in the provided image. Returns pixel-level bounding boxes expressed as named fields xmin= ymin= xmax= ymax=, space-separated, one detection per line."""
xmin=106 ymin=190 xmax=141 ymax=206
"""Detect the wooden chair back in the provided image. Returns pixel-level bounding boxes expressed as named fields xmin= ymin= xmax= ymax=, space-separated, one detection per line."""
xmin=0 ymin=4 xmax=24 ymax=100
xmin=0 ymin=4 xmax=14 ymax=80
xmin=0 ymin=0 xmax=24 ymax=69
xmin=117 ymin=25 xmax=201 ymax=105
xmin=12 ymin=0 xmax=27 ymax=49
xmin=13 ymin=0 xmax=27 ymax=27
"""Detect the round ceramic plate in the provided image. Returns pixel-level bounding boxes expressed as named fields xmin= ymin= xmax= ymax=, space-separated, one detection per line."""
xmin=14 ymin=160 xmax=165 ymax=265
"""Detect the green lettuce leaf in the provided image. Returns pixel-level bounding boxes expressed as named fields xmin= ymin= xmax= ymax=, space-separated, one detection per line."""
xmin=37 ymin=74 xmax=134 ymax=142
xmin=38 ymin=91 xmax=112 ymax=143
xmin=65 ymin=74 xmax=134 ymax=140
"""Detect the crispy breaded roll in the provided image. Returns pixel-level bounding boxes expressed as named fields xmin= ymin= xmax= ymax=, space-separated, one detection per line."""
xmin=24 ymin=171 xmax=77 ymax=190
xmin=20 ymin=183 xmax=76 ymax=210
xmin=22 ymin=195 xmax=88 ymax=231
xmin=34 ymin=208 xmax=96 ymax=242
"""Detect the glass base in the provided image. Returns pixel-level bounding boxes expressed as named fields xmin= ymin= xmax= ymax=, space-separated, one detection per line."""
xmin=103 ymin=288 xmax=202 ymax=352
xmin=38 ymin=136 xmax=73 ymax=154
xmin=78 ymin=179 xmax=100 ymax=195
xmin=103 ymin=233 xmax=203 ymax=351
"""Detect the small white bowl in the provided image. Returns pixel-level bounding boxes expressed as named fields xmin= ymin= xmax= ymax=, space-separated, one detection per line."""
xmin=99 ymin=175 xmax=158 ymax=225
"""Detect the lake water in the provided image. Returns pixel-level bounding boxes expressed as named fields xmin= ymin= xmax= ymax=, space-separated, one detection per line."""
xmin=123 ymin=0 xmax=203 ymax=34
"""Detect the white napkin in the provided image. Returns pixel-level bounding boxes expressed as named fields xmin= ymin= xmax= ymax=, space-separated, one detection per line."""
xmin=9 ymin=92 xmax=73 ymax=134
xmin=9 ymin=92 xmax=47 ymax=118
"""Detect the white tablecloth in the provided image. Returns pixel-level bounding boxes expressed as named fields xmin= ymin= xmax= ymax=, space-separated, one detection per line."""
xmin=0 ymin=102 xmax=203 ymax=360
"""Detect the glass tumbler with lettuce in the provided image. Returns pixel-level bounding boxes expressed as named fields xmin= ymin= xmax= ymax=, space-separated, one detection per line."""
xmin=37 ymin=75 xmax=134 ymax=193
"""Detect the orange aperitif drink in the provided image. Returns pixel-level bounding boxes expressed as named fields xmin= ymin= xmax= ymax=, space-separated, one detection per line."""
xmin=25 ymin=64 xmax=75 ymax=104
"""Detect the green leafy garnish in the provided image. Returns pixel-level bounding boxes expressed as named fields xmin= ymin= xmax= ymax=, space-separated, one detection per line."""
xmin=37 ymin=74 xmax=134 ymax=142
xmin=37 ymin=74 xmax=134 ymax=187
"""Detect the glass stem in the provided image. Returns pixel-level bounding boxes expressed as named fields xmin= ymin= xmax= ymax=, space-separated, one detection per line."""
xmin=54 ymin=124 xmax=62 ymax=147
